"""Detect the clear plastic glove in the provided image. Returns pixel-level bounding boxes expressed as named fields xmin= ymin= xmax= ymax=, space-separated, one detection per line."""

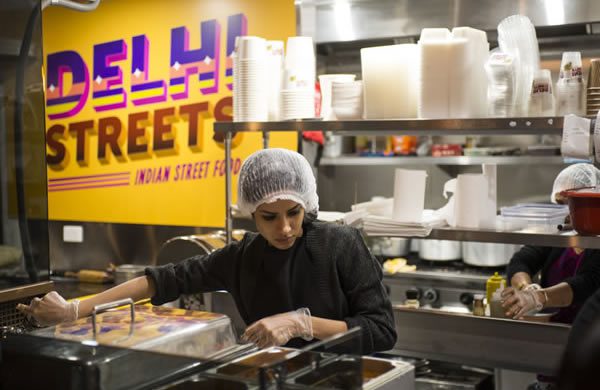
xmin=241 ymin=308 xmax=313 ymax=348
xmin=16 ymin=291 xmax=79 ymax=326
xmin=501 ymin=286 xmax=544 ymax=319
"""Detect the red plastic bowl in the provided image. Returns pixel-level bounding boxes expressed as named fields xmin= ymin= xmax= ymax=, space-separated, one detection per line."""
xmin=560 ymin=187 xmax=600 ymax=235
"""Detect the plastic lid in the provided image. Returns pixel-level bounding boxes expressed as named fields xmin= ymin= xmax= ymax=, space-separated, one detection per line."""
xmin=473 ymin=293 xmax=484 ymax=300
xmin=561 ymin=186 xmax=600 ymax=198
xmin=406 ymin=289 xmax=419 ymax=300
xmin=500 ymin=203 xmax=569 ymax=220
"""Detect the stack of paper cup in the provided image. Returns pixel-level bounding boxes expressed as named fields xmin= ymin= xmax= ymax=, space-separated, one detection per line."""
xmin=281 ymin=36 xmax=316 ymax=120
xmin=528 ymin=69 xmax=555 ymax=116
xmin=266 ymin=40 xmax=284 ymax=120
xmin=587 ymin=59 xmax=600 ymax=115
xmin=556 ymin=51 xmax=585 ymax=116
xmin=232 ymin=36 xmax=240 ymax=121
xmin=235 ymin=36 xmax=268 ymax=121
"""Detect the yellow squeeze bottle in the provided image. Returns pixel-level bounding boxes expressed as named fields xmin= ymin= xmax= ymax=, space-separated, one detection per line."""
xmin=486 ymin=272 xmax=506 ymax=305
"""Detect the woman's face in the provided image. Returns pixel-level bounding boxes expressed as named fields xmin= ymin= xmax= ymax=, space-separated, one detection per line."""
xmin=254 ymin=199 xmax=305 ymax=250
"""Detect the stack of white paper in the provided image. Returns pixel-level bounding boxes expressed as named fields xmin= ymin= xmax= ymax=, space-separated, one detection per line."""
xmin=362 ymin=210 xmax=446 ymax=237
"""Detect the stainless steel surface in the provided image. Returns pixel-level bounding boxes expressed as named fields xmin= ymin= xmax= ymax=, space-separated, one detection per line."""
xmin=214 ymin=117 xmax=575 ymax=136
xmin=41 ymin=0 xmax=100 ymax=12
xmin=262 ymin=131 xmax=270 ymax=149
xmin=114 ymin=264 xmax=146 ymax=285
xmin=48 ymin=220 xmax=222 ymax=272
xmin=304 ymin=0 xmax=600 ymax=43
xmin=91 ymin=298 xmax=134 ymax=341
xmin=318 ymin=163 xmax=562 ymax=214
xmin=386 ymin=269 xmax=488 ymax=288
xmin=392 ymin=307 xmax=569 ymax=374
xmin=225 ymin=131 xmax=233 ymax=245
xmin=320 ymin=155 xmax=565 ymax=166
xmin=424 ymin=227 xmax=600 ymax=249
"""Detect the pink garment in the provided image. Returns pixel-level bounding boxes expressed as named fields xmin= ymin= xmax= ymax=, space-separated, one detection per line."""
xmin=544 ymin=248 xmax=584 ymax=324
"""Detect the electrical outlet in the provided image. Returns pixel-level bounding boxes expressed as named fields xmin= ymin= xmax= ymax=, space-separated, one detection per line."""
xmin=63 ymin=225 xmax=84 ymax=243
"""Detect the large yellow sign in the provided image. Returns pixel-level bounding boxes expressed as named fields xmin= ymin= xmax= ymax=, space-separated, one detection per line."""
xmin=42 ymin=0 xmax=297 ymax=226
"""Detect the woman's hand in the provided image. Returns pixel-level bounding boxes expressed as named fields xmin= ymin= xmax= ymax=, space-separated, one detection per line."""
xmin=242 ymin=308 xmax=313 ymax=348
xmin=501 ymin=286 xmax=544 ymax=319
xmin=16 ymin=291 xmax=79 ymax=326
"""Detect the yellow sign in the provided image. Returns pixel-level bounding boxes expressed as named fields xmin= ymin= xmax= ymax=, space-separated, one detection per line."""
xmin=42 ymin=0 xmax=297 ymax=227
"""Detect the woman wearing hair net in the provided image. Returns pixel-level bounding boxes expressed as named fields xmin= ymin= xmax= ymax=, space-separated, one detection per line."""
xmin=17 ymin=148 xmax=396 ymax=355
xmin=501 ymin=163 xmax=600 ymax=389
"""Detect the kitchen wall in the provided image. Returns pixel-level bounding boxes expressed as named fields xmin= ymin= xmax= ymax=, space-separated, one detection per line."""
xmin=49 ymin=0 xmax=600 ymax=272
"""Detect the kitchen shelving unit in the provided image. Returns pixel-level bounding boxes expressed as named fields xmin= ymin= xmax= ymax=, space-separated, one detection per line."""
xmin=319 ymin=155 xmax=565 ymax=166
xmin=213 ymin=116 xmax=597 ymax=374
xmin=213 ymin=116 xmax=598 ymax=248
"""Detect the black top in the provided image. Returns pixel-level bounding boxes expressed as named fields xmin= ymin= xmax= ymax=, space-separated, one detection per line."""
xmin=568 ymin=287 xmax=600 ymax=349
xmin=145 ymin=221 xmax=397 ymax=355
xmin=506 ymin=246 xmax=600 ymax=304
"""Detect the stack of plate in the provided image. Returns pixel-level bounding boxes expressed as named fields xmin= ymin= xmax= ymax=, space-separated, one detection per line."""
xmin=280 ymin=36 xmax=315 ymax=120
xmin=331 ymin=80 xmax=363 ymax=120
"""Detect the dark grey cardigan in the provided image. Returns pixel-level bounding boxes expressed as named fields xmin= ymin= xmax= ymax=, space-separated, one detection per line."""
xmin=146 ymin=221 xmax=397 ymax=355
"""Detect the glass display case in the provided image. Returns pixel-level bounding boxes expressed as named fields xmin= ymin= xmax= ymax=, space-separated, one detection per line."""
xmin=0 ymin=0 xmax=52 ymax=319
xmin=31 ymin=303 xmax=242 ymax=361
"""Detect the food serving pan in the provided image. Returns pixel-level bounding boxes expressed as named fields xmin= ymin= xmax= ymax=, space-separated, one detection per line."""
xmin=560 ymin=186 xmax=600 ymax=235
xmin=291 ymin=355 xmax=414 ymax=390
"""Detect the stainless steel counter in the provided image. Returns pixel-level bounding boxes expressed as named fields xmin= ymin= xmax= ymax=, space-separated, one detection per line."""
xmin=392 ymin=307 xmax=570 ymax=375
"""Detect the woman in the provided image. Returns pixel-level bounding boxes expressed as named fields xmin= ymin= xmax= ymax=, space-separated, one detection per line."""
xmin=501 ymin=163 xmax=600 ymax=390
xmin=502 ymin=163 xmax=600 ymax=323
xmin=17 ymin=148 xmax=396 ymax=355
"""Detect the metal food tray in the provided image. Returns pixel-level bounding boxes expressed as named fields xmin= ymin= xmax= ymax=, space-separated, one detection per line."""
xmin=31 ymin=300 xmax=240 ymax=361
xmin=210 ymin=346 xmax=336 ymax=383
xmin=203 ymin=346 xmax=414 ymax=389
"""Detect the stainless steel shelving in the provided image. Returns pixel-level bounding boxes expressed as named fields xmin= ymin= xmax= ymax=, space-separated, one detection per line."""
xmin=215 ymin=117 xmax=597 ymax=247
xmin=426 ymin=227 xmax=600 ymax=249
xmin=392 ymin=307 xmax=569 ymax=374
xmin=320 ymin=155 xmax=564 ymax=166
xmin=213 ymin=116 xmax=567 ymax=136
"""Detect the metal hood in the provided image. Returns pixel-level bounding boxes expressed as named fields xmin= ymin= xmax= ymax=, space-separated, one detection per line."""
xmin=298 ymin=0 xmax=600 ymax=43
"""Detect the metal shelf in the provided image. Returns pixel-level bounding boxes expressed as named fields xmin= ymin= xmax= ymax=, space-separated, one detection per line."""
xmin=216 ymin=116 xmax=599 ymax=246
xmin=320 ymin=155 xmax=564 ymax=166
xmin=214 ymin=117 xmax=569 ymax=136
xmin=374 ymin=227 xmax=600 ymax=249
xmin=392 ymin=307 xmax=569 ymax=374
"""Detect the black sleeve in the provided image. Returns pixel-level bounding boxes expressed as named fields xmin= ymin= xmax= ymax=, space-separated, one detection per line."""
xmin=568 ymin=287 xmax=600 ymax=351
xmin=506 ymin=245 xmax=553 ymax=282
xmin=336 ymin=227 xmax=397 ymax=354
xmin=563 ymin=250 xmax=600 ymax=304
xmin=145 ymin=239 xmax=243 ymax=305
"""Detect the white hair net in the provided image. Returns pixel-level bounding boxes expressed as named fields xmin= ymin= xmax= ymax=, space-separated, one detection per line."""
xmin=237 ymin=148 xmax=319 ymax=216
xmin=551 ymin=163 xmax=600 ymax=203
